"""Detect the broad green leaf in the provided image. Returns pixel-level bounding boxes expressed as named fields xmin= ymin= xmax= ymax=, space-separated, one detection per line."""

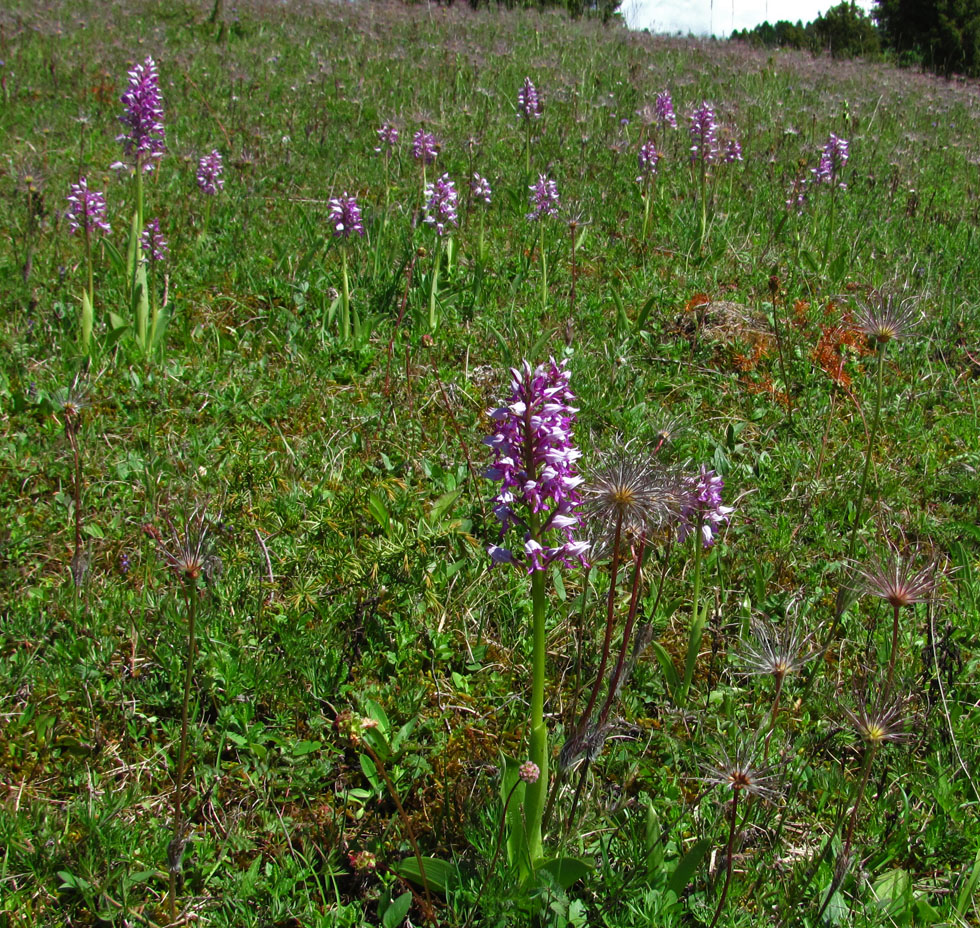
xmin=667 ymin=837 xmax=711 ymax=897
xmin=381 ymin=890 xmax=413 ymax=928
xmin=126 ymin=210 xmax=139 ymax=283
xmin=58 ymin=870 xmax=91 ymax=892
xmin=871 ymin=868 xmax=911 ymax=917
xmin=650 ymin=641 xmax=679 ymax=695
xmin=635 ymin=292 xmax=658 ymax=332
xmin=358 ymin=752 xmax=380 ymax=791
xmin=429 ymin=488 xmax=462 ymax=524
xmin=134 ymin=263 xmax=149 ymax=351
xmin=956 ymin=846 xmax=980 ymax=917
xmin=538 ymin=856 xmax=593 ymax=889
xmin=395 ymin=856 xmax=455 ymax=894
xmin=367 ymin=493 xmax=390 ymax=531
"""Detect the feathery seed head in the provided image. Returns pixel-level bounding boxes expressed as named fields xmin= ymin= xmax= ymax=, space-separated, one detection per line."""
xmin=858 ymin=542 xmax=938 ymax=609
xmin=853 ymin=293 xmax=920 ymax=347
xmin=738 ymin=614 xmax=818 ymax=681
xmin=702 ymin=741 xmax=780 ymax=800
xmin=584 ymin=455 xmax=686 ymax=542
xmin=844 ymin=684 xmax=911 ymax=747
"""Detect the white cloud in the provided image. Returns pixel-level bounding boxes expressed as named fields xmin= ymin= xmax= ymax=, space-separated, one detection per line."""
xmin=622 ymin=0 xmax=875 ymax=37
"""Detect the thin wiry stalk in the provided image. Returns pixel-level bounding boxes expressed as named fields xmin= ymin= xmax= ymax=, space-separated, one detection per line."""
xmin=168 ymin=577 xmax=197 ymax=924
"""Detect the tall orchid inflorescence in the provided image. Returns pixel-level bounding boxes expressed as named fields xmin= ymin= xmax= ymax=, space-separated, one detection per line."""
xmin=689 ymin=102 xmax=720 ymax=165
xmin=375 ymin=122 xmax=399 ymax=153
xmin=412 ymin=130 xmax=439 ymax=165
xmin=66 ymin=178 xmax=111 ymax=237
xmin=328 ymin=193 xmax=365 ymax=342
xmin=679 ymin=465 xmax=732 ymax=548
xmin=527 ymin=175 xmax=560 ymax=221
xmin=328 ymin=193 xmax=365 ymax=239
xmin=484 ymin=359 xmax=587 ymax=571
xmin=518 ymin=77 xmax=542 ymax=120
xmin=197 ymin=150 xmax=224 ymax=196
xmin=141 ymin=218 xmax=168 ymax=263
xmin=814 ymin=133 xmax=849 ymax=188
xmin=485 ymin=358 xmax=587 ymax=867
xmin=470 ymin=173 xmax=492 ymax=205
xmin=117 ymin=56 xmax=165 ymax=173
xmin=67 ymin=178 xmax=110 ymax=354
xmin=637 ymin=140 xmax=660 ymax=183
xmin=655 ymin=90 xmax=678 ymax=130
xmin=423 ymin=174 xmax=458 ymax=236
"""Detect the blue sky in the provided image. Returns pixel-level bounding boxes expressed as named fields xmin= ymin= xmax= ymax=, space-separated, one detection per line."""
xmin=622 ymin=0 xmax=876 ymax=36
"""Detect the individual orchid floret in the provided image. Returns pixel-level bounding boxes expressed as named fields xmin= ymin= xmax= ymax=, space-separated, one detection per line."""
xmin=328 ymin=192 xmax=365 ymax=238
xmin=117 ymin=56 xmax=165 ymax=172
xmin=655 ymin=91 xmax=678 ymax=129
xmin=197 ymin=150 xmax=224 ymax=196
xmin=527 ymin=174 xmax=560 ymax=221
xmin=518 ymin=77 xmax=542 ymax=120
xmin=689 ymin=101 xmax=719 ymax=165
xmin=484 ymin=358 xmax=587 ymax=572
xmin=375 ymin=122 xmax=399 ymax=153
xmin=813 ymin=133 xmax=849 ymax=188
xmin=678 ymin=465 xmax=733 ymax=547
xmin=412 ymin=129 xmax=439 ymax=165
xmin=470 ymin=172 xmax=492 ymax=205
xmin=423 ymin=174 xmax=458 ymax=236
xmin=66 ymin=178 xmax=111 ymax=236
xmin=636 ymin=140 xmax=660 ymax=183
xmin=140 ymin=217 xmax=168 ymax=262
xmin=786 ymin=174 xmax=809 ymax=214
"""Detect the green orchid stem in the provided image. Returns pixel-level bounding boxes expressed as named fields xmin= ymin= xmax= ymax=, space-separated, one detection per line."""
xmin=846 ymin=341 xmax=887 ymax=562
xmin=539 ymin=224 xmax=547 ymax=314
xmin=822 ymin=185 xmax=837 ymax=271
xmin=136 ymin=162 xmax=144 ymax=236
xmin=525 ymin=119 xmax=532 ymax=178
xmin=641 ymin=183 xmax=653 ymax=240
xmin=525 ymin=564 xmax=548 ymax=866
xmin=168 ymin=576 xmax=198 ymax=924
xmin=428 ymin=237 xmax=443 ymax=331
xmin=680 ymin=516 xmax=705 ymax=706
xmin=698 ymin=159 xmax=708 ymax=251
xmin=85 ymin=231 xmax=94 ymax=308
xmin=340 ymin=247 xmax=351 ymax=341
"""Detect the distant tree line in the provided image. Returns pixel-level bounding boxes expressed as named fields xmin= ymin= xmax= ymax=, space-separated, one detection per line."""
xmin=457 ymin=0 xmax=621 ymax=23
xmin=730 ymin=0 xmax=980 ymax=79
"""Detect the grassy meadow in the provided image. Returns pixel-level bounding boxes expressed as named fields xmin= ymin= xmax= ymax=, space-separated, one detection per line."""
xmin=1 ymin=0 xmax=980 ymax=925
